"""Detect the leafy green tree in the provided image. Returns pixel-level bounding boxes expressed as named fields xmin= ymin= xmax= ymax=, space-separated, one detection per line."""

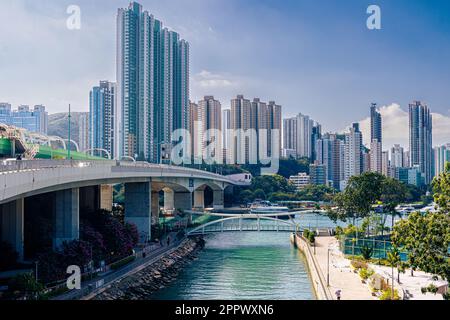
xmin=380 ymin=177 xmax=408 ymax=231
xmin=392 ymin=211 xmax=450 ymax=280
xmin=297 ymin=184 xmax=336 ymax=202
xmin=252 ymin=175 xmax=296 ymax=194
xmin=253 ymin=189 xmax=267 ymax=200
xmin=240 ymin=189 xmax=254 ymax=204
xmin=433 ymin=162 xmax=450 ymax=212
xmin=277 ymin=158 xmax=310 ymax=178
xmin=328 ymin=172 xmax=385 ymax=224
xmin=268 ymin=192 xmax=298 ymax=202
xmin=8 ymin=273 xmax=45 ymax=300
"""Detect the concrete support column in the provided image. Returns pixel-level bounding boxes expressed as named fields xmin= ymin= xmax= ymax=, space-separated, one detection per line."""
xmin=1 ymin=198 xmax=24 ymax=261
xmin=79 ymin=185 xmax=100 ymax=213
xmin=164 ymin=189 xmax=175 ymax=212
xmin=125 ymin=182 xmax=151 ymax=243
xmin=174 ymin=192 xmax=192 ymax=211
xmin=54 ymin=188 xmax=80 ymax=250
xmin=213 ymin=190 xmax=225 ymax=210
xmin=100 ymin=185 xmax=113 ymax=212
xmin=151 ymin=192 xmax=160 ymax=225
xmin=193 ymin=190 xmax=205 ymax=210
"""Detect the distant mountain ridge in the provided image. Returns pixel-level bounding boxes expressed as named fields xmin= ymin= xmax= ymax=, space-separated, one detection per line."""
xmin=48 ymin=112 xmax=88 ymax=142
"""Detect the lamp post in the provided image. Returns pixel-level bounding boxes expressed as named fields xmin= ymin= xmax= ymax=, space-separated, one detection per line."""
xmin=35 ymin=261 xmax=39 ymax=282
xmin=68 ymin=104 xmax=71 ymax=161
xmin=327 ymin=248 xmax=330 ymax=287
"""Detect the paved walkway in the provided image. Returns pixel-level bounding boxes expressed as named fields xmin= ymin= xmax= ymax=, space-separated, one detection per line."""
xmin=54 ymin=233 xmax=183 ymax=300
xmin=314 ymin=236 xmax=375 ymax=300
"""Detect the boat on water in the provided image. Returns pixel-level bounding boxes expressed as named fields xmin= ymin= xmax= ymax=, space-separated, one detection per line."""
xmin=249 ymin=200 xmax=293 ymax=219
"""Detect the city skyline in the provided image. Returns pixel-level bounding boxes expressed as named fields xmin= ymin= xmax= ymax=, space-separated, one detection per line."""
xmin=1 ymin=0 xmax=450 ymax=147
xmin=0 ymin=0 xmax=449 ymax=305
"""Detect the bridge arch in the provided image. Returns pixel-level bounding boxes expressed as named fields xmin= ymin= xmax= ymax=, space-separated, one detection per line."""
xmin=192 ymin=181 xmax=225 ymax=210
xmin=149 ymin=181 xmax=192 ymax=216
xmin=187 ymin=215 xmax=299 ymax=236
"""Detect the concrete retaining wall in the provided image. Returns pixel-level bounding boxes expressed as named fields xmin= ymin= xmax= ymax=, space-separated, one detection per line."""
xmin=290 ymin=233 xmax=333 ymax=300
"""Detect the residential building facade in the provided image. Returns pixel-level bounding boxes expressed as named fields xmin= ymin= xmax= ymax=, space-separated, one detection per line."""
xmin=116 ymin=2 xmax=190 ymax=162
xmin=409 ymin=101 xmax=433 ymax=184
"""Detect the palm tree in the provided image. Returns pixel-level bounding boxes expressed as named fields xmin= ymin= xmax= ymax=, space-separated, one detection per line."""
xmin=361 ymin=245 xmax=373 ymax=261
xmin=387 ymin=247 xmax=401 ymax=297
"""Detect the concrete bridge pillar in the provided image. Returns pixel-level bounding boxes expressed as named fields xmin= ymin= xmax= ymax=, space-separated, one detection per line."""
xmin=151 ymin=192 xmax=160 ymax=225
xmin=1 ymin=198 xmax=24 ymax=261
xmin=174 ymin=192 xmax=192 ymax=211
xmin=100 ymin=185 xmax=113 ymax=212
xmin=193 ymin=190 xmax=205 ymax=210
xmin=164 ymin=189 xmax=175 ymax=212
xmin=125 ymin=182 xmax=151 ymax=243
xmin=213 ymin=190 xmax=225 ymax=210
xmin=79 ymin=185 xmax=100 ymax=213
xmin=80 ymin=185 xmax=113 ymax=213
xmin=53 ymin=188 xmax=80 ymax=250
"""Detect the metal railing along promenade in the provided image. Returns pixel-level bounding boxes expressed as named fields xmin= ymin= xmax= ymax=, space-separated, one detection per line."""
xmin=54 ymin=237 xmax=185 ymax=300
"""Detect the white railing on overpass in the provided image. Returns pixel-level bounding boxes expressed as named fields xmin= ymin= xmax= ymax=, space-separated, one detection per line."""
xmin=0 ymin=160 xmax=248 ymax=204
xmin=0 ymin=160 xmax=238 ymax=182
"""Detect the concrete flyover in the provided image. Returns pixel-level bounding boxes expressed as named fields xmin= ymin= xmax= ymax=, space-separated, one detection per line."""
xmin=0 ymin=160 xmax=249 ymax=260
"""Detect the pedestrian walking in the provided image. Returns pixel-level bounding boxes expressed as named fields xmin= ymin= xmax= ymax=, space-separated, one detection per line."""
xmin=335 ymin=289 xmax=342 ymax=300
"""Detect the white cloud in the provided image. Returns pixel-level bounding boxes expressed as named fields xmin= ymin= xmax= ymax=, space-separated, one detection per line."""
xmin=192 ymin=70 xmax=235 ymax=88
xmin=356 ymin=103 xmax=450 ymax=150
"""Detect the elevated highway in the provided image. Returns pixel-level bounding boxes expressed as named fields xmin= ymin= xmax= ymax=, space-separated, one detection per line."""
xmin=0 ymin=160 xmax=250 ymax=260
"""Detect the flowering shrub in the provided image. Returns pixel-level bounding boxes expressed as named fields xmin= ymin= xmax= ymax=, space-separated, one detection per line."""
xmin=80 ymin=223 xmax=106 ymax=263
xmin=36 ymin=211 xmax=140 ymax=284
xmin=379 ymin=288 xmax=400 ymax=300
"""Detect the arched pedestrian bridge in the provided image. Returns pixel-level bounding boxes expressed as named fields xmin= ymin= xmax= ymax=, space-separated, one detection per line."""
xmin=187 ymin=212 xmax=301 ymax=236
xmin=0 ymin=160 xmax=250 ymax=260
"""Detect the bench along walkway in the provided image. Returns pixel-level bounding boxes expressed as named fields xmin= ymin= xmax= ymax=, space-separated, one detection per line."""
xmin=314 ymin=236 xmax=375 ymax=300
xmin=54 ymin=233 xmax=183 ymax=300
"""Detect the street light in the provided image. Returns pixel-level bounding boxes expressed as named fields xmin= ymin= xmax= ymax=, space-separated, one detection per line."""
xmin=35 ymin=261 xmax=39 ymax=282
xmin=327 ymin=248 xmax=330 ymax=287
xmin=68 ymin=104 xmax=71 ymax=161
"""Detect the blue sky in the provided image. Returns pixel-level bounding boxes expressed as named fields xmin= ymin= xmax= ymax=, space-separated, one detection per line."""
xmin=1 ymin=0 xmax=450 ymax=146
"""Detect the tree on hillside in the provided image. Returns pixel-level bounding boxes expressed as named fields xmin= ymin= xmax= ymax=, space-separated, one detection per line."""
xmin=277 ymin=158 xmax=310 ymax=178
xmin=252 ymin=175 xmax=296 ymax=194
xmin=297 ymin=184 xmax=336 ymax=202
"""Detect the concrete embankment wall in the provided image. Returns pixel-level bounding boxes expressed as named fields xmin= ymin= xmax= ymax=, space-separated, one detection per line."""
xmin=290 ymin=233 xmax=333 ymax=300
xmin=89 ymin=237 xmax=204 ymax=300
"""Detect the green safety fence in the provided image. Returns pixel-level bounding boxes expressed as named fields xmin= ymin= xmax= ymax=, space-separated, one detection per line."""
xmin=339 ymin=236 xmax=409 ymax=261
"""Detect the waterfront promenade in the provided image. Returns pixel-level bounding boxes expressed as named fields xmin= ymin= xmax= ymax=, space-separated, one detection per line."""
xmin=54 ymin=233 xmax=182 ymax=300
xmin=314 ymin=237 xmax=375 ymax=300
xmin=314 ymin=237 xmax=447 ymax=300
